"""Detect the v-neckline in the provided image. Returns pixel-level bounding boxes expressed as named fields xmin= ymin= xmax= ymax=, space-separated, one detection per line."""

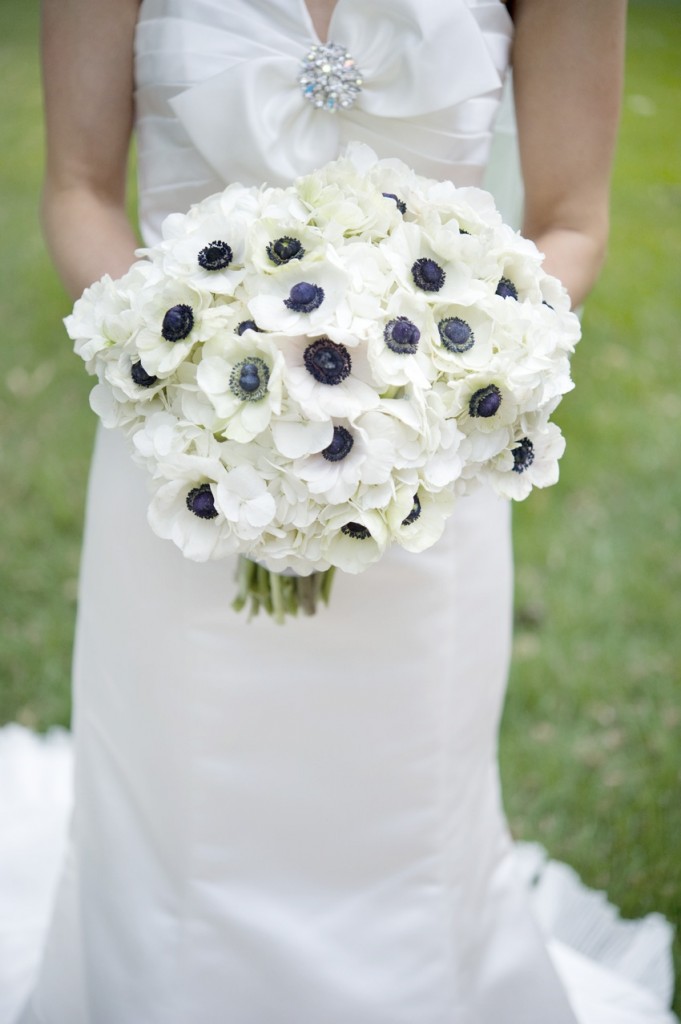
xmin=299 ymin=0 xmax=341 ymax=46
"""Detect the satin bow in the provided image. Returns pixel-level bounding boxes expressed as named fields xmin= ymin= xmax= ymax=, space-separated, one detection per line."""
xmin=169 ymin=0 xmax=510 ymax=187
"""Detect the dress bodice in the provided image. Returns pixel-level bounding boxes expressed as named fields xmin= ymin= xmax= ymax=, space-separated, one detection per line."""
xmin=134 ymin=0 xmax=513 ymax=242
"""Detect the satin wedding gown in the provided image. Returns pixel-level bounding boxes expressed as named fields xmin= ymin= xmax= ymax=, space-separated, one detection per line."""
xmin=6 ymin=1 xmax=676 ymax=1022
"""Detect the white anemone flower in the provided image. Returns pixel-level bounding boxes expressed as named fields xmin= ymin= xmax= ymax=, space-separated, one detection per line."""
xmin=379 ymin=221 xmax=487 ymax=307
xmin=145 ymin=208 xmax=253 ymax=296
xmin=319 ymin=506 xmax=389 ymax=574
xmin=427 ymin=301 xmax=496 ymax=377
xmin=245 ymin=219 xmax=328 ymax=276
xmin=147 ymin=455 xmax=239 ymax=562
xmin=135 ymin=280 xmax=231 ymax=377
xmin=294 ymin=416 xmax=396 ymax=505
xmin=441 ymin=375 xmax=518 ymax=463
xmin=484 ymin=421 xmax=566 ymax=500
xmin=196 ymin=332 xmax=285 ymax=442
xmin=365 ymin=294 xmax=436 ymax=391
xmin=386 ymin=484 xmax=456 ymax=553
xmin=244 ymin=260 xmax=351 ymax=335
xmin=100 ymin=350 xmax=167 ymax=405
xmin=280 ymin=334 xmax=380 ymax=422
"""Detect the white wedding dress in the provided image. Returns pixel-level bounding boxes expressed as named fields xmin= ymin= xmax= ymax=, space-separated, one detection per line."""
xmin=2 ymin=1 xmax=676 ymax=1022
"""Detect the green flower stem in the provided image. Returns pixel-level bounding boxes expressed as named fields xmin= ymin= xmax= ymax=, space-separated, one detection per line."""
xmin=320 ymin=565 xmax=336 ymax=605
xmin=296 ymin=573 xmax=316 ymax=616
xmin=256 ymin=562 xmax=273 ymax=617
xmin=269 ymin=568 xmax=285 ymax=625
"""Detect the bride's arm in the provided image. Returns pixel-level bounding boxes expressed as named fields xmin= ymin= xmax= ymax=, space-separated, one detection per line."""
xmin=512 ymin=0 xmax=627 ymax=307
xmin=41 ymin=0 xmax=141 ymax=300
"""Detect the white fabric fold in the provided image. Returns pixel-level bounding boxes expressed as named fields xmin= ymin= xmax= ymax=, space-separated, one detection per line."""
xmin=2 ymin=727 xmax=676 ymax=1024
xmin=167 ymin=0 xmax=509 ymax=186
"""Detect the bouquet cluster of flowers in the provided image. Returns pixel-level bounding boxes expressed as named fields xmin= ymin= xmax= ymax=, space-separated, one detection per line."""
xmin=68 ymin=146 xmax=580 ymax=621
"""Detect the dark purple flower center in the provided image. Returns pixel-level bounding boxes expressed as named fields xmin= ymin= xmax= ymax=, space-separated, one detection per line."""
xmin=496 ymin=277 xmax=518 ymax=300
xmin=161 ymin=303 xmax=194 ymax=342
xmin=197 ymin=240 xmax=233 ymax=271
xmin=411 ymin=258 xmax=446 ymax=293
xmin=401 ymin=494 xmax=421 ymax=526
xmin=267 ymin=236 xmax=305 ymax=265
xmin=236 ymin=320 xmax=262 ymax=336
xmin=438 ymin=317 xmax=474 ymax=353
xmin=512 ymin=437 xmax=535 ymax=473
xmin=341 ymin=522 xmax=371 ymax=540
xmin=384 ymin=317 xmax=420 ymax=354
xmin=185 ymin=483 xmax=218 ymax=520
xmin=382 ymin=192 xmax=407 ymax=215
xmin=229 ymin=357 xmax=270 ymax=401
xmin=469 ymin=384 xmax=502 ymax=418
xmin=303 ymin=338 xmax=351 ymax=385
xmin=130 ymin=361 xmax=158 ymax=388
xmin=284 ymin=282 xmax=324 ymax=313
xmin=322 ymin=425 xmax=354 ymax=462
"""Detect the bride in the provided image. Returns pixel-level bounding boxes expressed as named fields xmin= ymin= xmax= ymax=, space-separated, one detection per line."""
xmin=8 ymin=0 xmax=676 ymax=1021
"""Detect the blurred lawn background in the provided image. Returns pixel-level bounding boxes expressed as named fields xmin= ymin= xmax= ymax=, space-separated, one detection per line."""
xmin=1 ymin=0 xmax=680 ymax=1009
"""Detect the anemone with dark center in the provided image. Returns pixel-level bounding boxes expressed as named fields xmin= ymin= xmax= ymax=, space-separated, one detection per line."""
xmin=512 ymin=437 xmax=535 ymax=473
xmin=401 ymin=494 xmax=422 ymax=526
xmin=303 ymin=338 xmax=351 ymax=385
xmin=228 ymin=357 xmax=270 ymax=402
xmin=469 ymin=384 xmax=502 ymax=418
xmin=382 ymin=192 xmax=407 ymax=214
xmin=496 ymin=277 xmax=518 ymax=300
xmin=411 ymin=258 xmax=446 ymax=293
xmin=284 ymin=282 xmax=324 ymax=313
xmin=438 ymin=317 xmax=475 ymax=354
xmin=131 ymin=361 xmax=158 ymax=388
xmin=340 ymin=522 xmax=371 ymax=540
xmin=266 ymin=236 xmax=305 ymax=265
xmin=185 ymin=483 xmax=218 ymax=520
xmin=197 ymin=240 xmax=233 ymax=271
xmin=322 ymin=426 xmax=354 ymax=462
xmin=161 ymin=303 xmax=194 ymax=342
xmin=236 ymin=320 xmax=262 ymax=336
xmin=384 ymin=317 xmax=420 ymax=354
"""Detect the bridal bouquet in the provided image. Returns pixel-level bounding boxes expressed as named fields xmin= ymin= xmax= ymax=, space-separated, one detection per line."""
xmin=68 ymin=146 xmax=580 ymax=622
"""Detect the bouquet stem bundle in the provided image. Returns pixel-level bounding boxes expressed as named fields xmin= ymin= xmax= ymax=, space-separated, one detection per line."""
xmin=232 ymin=556 xmax=336 ymax=623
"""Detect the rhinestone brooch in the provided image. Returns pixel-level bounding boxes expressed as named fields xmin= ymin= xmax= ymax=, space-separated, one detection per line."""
xmin=298 ymin=42 xmax=363 ymax=112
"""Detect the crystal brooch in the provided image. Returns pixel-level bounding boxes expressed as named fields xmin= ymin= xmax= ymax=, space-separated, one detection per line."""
xmin=298 ymin=42 xmax=363 ymax=112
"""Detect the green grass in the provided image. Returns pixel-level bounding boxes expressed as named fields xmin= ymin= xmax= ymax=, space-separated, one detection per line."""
xmin=1 ymin=1 xmax=680 ymax=1010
